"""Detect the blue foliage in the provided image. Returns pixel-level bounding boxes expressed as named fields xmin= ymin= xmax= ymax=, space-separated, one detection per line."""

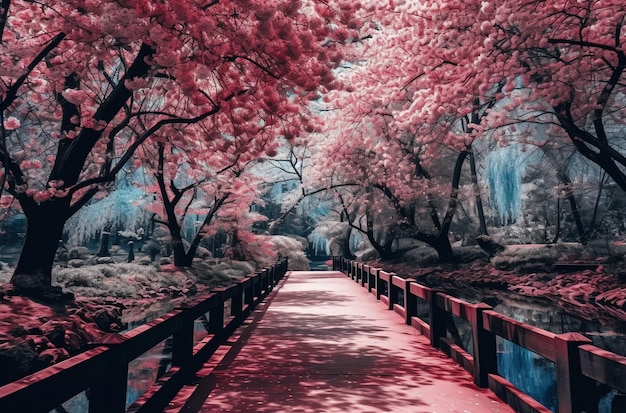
xmin=308 ymin=232 xmax=329 ymax=255
xmin=487 ymin=147 xmax=523 ymax=224
xmin=65 ymin=177 xmax=150 ymax=244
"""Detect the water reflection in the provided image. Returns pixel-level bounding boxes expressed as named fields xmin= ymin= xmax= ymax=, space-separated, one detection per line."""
xmin=440 ymin=289 xmax=625 ymax=413
xmin=49 ymin=318 xmax=210 ymax=413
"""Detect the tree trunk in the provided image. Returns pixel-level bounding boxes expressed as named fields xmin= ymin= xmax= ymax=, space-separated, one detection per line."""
xmin=340 ymin=231 xmax=355 ymax=260
xmin=97 ymin=229 xmax=111 ymax=257
xmin=171 ymin=234 xmax=191 ymax=267
xmin=433 ymin=234 xmax=454 ymax=263
xmin=469 ymin=152 xmax=488 ymax=235
xmin=11 ymin=198 xmax=70 ymax=292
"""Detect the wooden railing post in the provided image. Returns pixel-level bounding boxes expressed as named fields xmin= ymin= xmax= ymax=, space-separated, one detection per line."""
xmin=428 ymin=289 xmax=446 ymax=348
xmin=403 ymin=279 xmax=416 ymax=325
xmin=360 ymin=266 xmax=368 ymax=288
xmin=171 ymin=307 xmax=194 ymax=368
xmin=266 ymin=268 xmax=272 ymax=292
xmin=362 ymin=264 xmax=370 ymax=287
xmin=232 ymin=280 xmax=245 ymax=320
xmin=555 ymin=333 xmax=596 ymax=413
xmin=375 ymin=269 xmax=383 ymax=299
xmin=254 ymin=271 xmax=262 ymax=298
xmin=366 ymin=266 xmax=374 ymax=292
xmin=469 ymin=303 xmax=497 ymax=387
xmin=209 ymin=289 xmax=225 ymax=340
xmin=88 ymin=357 xmax=128 ymax=413
xmin=244 ymin=276 xmax=255 ymax=311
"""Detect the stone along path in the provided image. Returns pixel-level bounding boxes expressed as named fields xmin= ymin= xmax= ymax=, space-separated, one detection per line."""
xmin=166 ymin=271 xmax=514 ymax=413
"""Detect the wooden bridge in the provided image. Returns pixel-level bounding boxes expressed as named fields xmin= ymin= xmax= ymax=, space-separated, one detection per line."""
xmin=1 ymin=258 xmax=625 ymax=412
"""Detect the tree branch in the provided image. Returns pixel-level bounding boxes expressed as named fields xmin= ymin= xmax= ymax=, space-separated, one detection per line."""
xmin=1 ymin=32 xmax=66 ymax=111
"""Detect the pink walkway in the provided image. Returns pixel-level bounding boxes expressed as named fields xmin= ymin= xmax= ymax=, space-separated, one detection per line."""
xmin=166 ymin=271 xmax=514 ymax=413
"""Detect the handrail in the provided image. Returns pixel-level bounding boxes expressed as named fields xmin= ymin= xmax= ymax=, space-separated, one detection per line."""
xmin=0 ymin=258 xmax=289 ymax=413
xmin=333 ymin=256 xmax=626 ymax=413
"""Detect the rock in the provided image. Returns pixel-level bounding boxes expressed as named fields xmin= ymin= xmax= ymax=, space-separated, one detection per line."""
xmin=64 ymin=330 xmax=83 ymax=351
xmin=10 ymin=326 xmax=27 ymax=337
xmin=476 ymin=235 xmax=506 ymax=258
xmin=0 ymin=340 xmax=37 ymax=384
xmin=138 ymin=257 xmax=152 ymax=265
xmin=68 ymin=259 xmax=86 ymax=268
xmin=37 ymin=347 xmax=69 ymax=365
xmin=159 ymin=257 xmax=172 ymax=265
xmin=81 ymin=322 xmax=105 ymax=342
xmin=95 ymin=256 xmax=115 ymax=265
xmin=184 ymin=279 xmax=198 ymax=295
xmin=92 ymin=308 xmax=125 ymax=332
xmin=69 ymin=246 xmax=90 ymax=260
xmin=158 ymin=287 xmax=169 ymax=295
xmin=195 ymin=246 xmax=212 ymax=258
xmin=40 ymin=321 xmax=66 ymax=348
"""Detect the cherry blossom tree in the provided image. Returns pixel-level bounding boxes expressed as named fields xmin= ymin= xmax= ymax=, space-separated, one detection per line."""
xmin=144 ymin=133 xmax=267 ymax=267
xmin=311 ymin=4 xmax=499 ymax=262
xmin=480 ymin=1 xmax=626 ymax=190
xmin=313 ymin=0 xmax=626 ymax=261
xmin=377 ymin=0 xmax=626 ymax=190
xmin=0 ymin=0 xmax=359 ymax=296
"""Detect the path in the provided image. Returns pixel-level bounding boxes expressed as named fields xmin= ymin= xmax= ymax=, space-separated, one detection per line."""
xmin=165 ymin=271 xmax=515 ymax=413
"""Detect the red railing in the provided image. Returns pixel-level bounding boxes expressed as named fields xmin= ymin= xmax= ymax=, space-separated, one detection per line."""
xmin=0 ymin=259 xmax=288 ymax=413
xmin=334 ymin=257 xmax=626 ymax=413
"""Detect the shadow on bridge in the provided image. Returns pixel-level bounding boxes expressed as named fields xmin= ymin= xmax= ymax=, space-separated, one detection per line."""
xmin=167 ymin=271 xmax=511 ymax=413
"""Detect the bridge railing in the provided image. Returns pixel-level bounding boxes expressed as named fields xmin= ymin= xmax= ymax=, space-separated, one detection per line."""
xmin=333 ymin=257 xmax=626 ymax=413
xmin=0 ymin=258 xmax=288 ymax=413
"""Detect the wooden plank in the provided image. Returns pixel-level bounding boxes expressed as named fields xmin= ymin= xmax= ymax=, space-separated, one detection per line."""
xmin=378 ymin=270 xmax=392 ymax=282
xmin=483 ymin=310 xmax=556 ymax=362
xmin=393 ymin=303 xmax=406 ymax=319
xmin=579 ymin=344 xmax=626 ymax=393
xmin=409 ymin=282 xmax=431 ymax=300
xmin=0 ymin=347 xmax=111 ymax=412
xmin=391 ymin=275 xmax=406 ymax=288
xmin=380 ymin=295 xmax=390 ymax=307
xmin=436 ymin=293 xmax=473 ymax=320
xmin=488 ymin=374 xmax=552 ymax=413
xmin=440 ymin=337 xmax=473 ymax=374
xmin=119 ymin=310 xmax=186 ymax=360
xmin=410 ymin=316 xmax=431 ymax=339
xmin=181 ymin=292 xmax=221 ymax=319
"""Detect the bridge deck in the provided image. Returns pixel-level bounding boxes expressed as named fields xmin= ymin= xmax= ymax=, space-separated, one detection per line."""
xmin=165 ymin=271 xmax=514 ymax=413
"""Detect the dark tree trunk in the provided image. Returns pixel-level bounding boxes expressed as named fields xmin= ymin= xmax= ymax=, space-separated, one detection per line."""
xmin=432 ymin=234 xmax=454 ymax=263
xmin=469 ymin=152 xmax=488 ymax=235
xmin=11 ymin=198 xmax=70 ymax=292
xmin=340 ymin=232 xmax=355 ymax=260
xmin=171 ymin=234 xmax=191 ymax=267
xmin=97 ymin=229 xmax=111 ymax=257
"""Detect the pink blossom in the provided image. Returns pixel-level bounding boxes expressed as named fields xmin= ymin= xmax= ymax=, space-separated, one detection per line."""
xmin=4 ymin=117 xmax=20 ymax=130
xmin=61 ymin=89 xmax=89 ymax=105
xmin=33 ymin=190 xmax=54 ymax=204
